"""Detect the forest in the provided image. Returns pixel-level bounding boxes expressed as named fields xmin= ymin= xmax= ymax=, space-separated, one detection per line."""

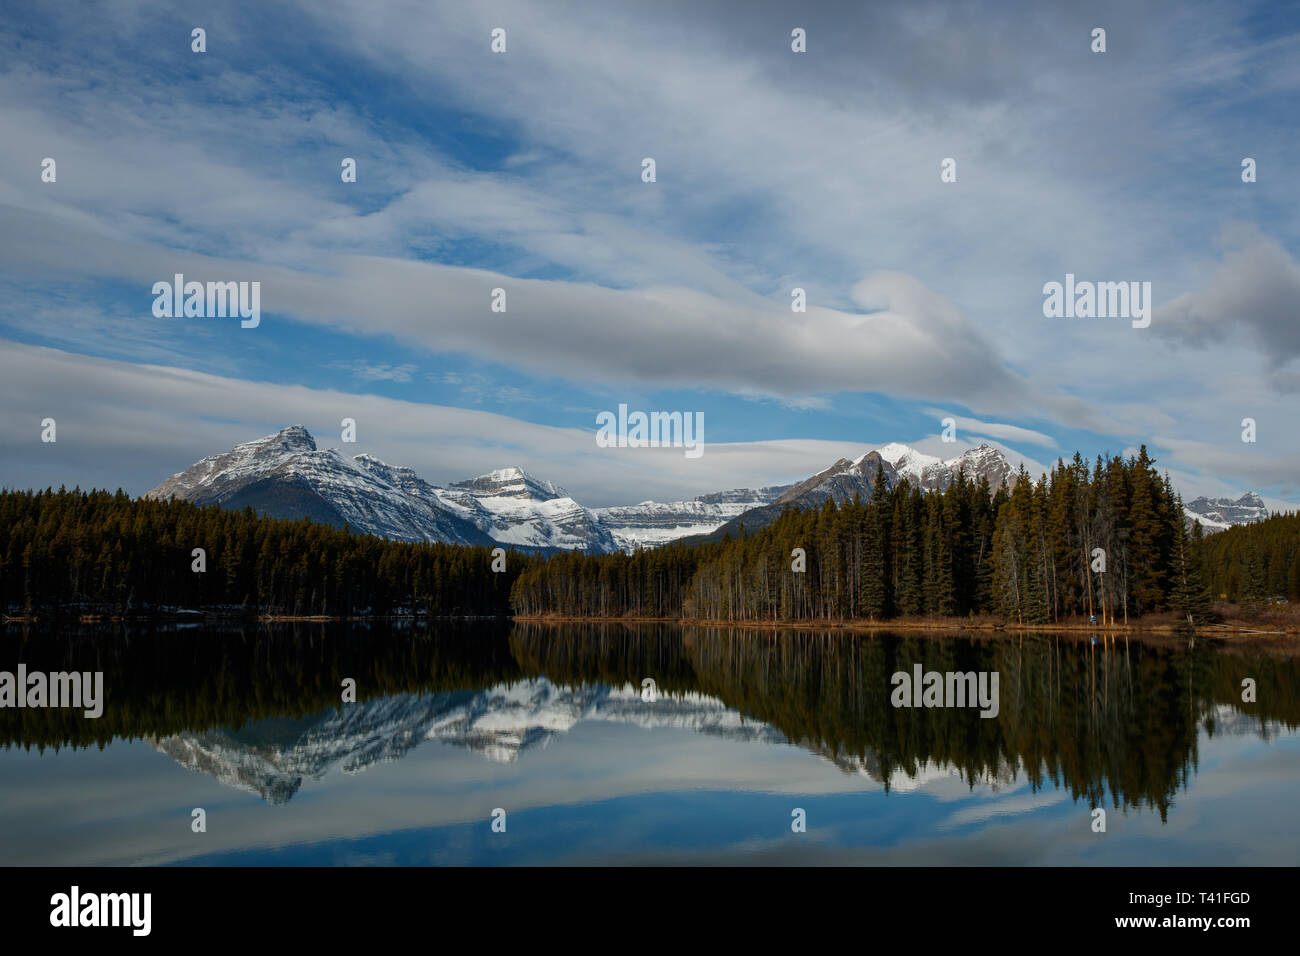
xmin=511 ymin=447 xmax=1298 ymax=624
xmin=1 ymin=445 xmax=1297 ymax=624
xmin=0 ymin=487 xmax=530 ymax=616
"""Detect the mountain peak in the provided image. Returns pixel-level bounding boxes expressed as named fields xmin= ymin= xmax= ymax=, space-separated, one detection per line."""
xmin=450 ymin=467 xmax=568 ymax=501
xmin=1183 ymin=491 xmax=1268 ymax=532
xmin=269 ymin=424 xmax=316 ymax=452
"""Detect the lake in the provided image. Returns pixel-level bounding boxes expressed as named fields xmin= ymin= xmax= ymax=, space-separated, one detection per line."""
xmin=1 ymin=622 xmax=1297 ymax=865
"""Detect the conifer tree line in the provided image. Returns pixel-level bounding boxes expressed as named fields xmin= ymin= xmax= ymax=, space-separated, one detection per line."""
xmin=0 ymin=488 xmax=527 ymax=616
xmin=512 ymin=447 xmax=1295 ymax=624
xmin=1196 ymin=511 xmax=1300 ymax=604
xmin=2 ymin=446 xmax=1295 ymax=623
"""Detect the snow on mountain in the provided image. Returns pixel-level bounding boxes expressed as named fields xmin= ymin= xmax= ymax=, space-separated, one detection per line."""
xmin=148 ymin=426 xmax=494 ymax=547
xmin=776 ymin=449 xmax=898 ymax=507
xmin=148 ymin=424 xmax=319 ymax=502
xmin=778 ymin=441 xmax=1016 ymax=508
xmin=449 ymin=466 xmax=568 ymax=501
xmin=149 ymin=427 xmax=615 ymax=552
xmin=431 ymin=467 xmax=617 ymax=552
xmin=1184 ymin=492 xmax=1269 ymax=532
xmin=693 ymin=442 xmax=1020 ymax=542
xmin=434 ymin=484 xmax=618 ymax=552
xmin=873 ymin=441 xmax=1018 ymax=492
xmin=149 ymin=428 xmax=1263 ymax=554
xmin=149 ymin=678 xmax=788 ymax=803
xmin=872 ymin=442 xmax=944 ymax=485
xmin=593 ymin=486 xmax=792 ymax=551
xmin=146 ymin=426 xmax=793 ymax=553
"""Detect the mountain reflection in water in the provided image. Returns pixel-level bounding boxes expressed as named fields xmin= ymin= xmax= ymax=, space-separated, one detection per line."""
xmin=1 ymin=621 xmax=1297 ymax=865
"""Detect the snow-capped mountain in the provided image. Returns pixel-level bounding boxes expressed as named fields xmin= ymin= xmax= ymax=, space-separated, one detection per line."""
xmin=592 ymin=485 xmax=792 ymax=551
xmin=148 ymin=427 xmax=618 ymax=553
xmin=353 ymin=457 xmax=617 ymax=552
xmin=146 ymin=426 xmax=495 ymax=547
xmin=876 ymin=442 xmax=1019 ymax=492
xmin=694 ymin=442 xmax=1019 ymax=542
xmin=149 ymin=427 xmax=1265 ymax=552
xmin=432 ymin=467 xmax=618 ymax=552
xmin=151 ymin=676 xmax=1024 ymax=804
xmin=782 ymin=442 xmax=1018 ymax=503
xmin=1184 ymin=492 xmax=1269 ymax=532
xmin=449 ymin=467 xmax=568 ymax=501
xmin=149 ymin=678 xmax=787 ymax=803
xmin=146 ymin=428 xmax=1023 ymax=553
xmin=775 ymin=449 xmax=899 ymax=508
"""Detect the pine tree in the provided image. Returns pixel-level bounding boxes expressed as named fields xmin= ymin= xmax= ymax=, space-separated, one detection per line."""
xmin=1171 ymin=507 xmax=1211 ymax=627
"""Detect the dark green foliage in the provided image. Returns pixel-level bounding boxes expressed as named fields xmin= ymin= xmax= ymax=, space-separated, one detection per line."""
xmin=1171 ymin=504 xmax=1213 ymax=626
xmin=5 ymin=454 xmax=1295 ymax=624
xmin=0 ymin=487 xmax=528 ymax=616
xmin=1197 ymin=510 xmax=1300 ymax=604
xmin=515 ymin=448 xmax=1296 ymax=623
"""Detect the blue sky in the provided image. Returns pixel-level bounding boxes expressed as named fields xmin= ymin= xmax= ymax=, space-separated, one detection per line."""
xmin=1 ymin=0 xmax=1298 ymax=507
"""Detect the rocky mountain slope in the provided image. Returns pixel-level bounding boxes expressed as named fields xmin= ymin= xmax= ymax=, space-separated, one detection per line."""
xmin=149 ymin=427 xmax=1267 ymax=552
xmin=693 ymin=442 xmax=1021 ymax=542
xmin=148 ymin=427 xmax=616 ymax=553
xmin=149 ymin=679 xmax=787 ymax=803
xmin=146 ymin=426 xmax=495 ymax=547
xmin=592 ymin=485 xmax=792 ymax=551
xmin=1183 ymin=492 xmax=1269 ymax=531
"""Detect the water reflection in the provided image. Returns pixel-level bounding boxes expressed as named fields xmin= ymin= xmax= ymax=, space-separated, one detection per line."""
xmin=1 ymin=622 xmax=1297 ymax=864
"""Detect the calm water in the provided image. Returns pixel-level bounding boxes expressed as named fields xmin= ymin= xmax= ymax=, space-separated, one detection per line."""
xmin=1 ymin=622 xmax=1297 ymax=866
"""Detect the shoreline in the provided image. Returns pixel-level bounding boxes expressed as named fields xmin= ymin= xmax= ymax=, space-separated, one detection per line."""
xmin=5 ymin=611 xmax=1294 ymax=641
xmin=1 ymin=612 xmax=511 ymax=625
xmin=513 ymin=613 xmax=1299 ymax=638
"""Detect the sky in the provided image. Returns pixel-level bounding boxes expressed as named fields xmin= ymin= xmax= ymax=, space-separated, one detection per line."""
xmin=0 ymin=0 xmax=1297 ymax=509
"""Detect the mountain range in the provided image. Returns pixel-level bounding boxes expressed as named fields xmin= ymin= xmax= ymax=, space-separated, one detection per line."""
xmin=149 ymin=678 xmax=1267 ymax=805
xmin=146 ymin=425 xmax=1266 ymax=553
xmin=1182 ymin=492 xmax=1269 ymax=531
xmin=146 ymin=678 xmax=995 ymax=804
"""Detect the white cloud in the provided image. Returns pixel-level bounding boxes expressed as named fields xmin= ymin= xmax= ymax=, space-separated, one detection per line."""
xmin=0 ymin=340 xmax=869 ymax=507
xmin=921 ymin=409 xmax=1058 ymax=448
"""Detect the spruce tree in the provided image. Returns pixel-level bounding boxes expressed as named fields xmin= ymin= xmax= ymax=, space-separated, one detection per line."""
xmin=1171 ymin=508 xmax=1211 ymax=627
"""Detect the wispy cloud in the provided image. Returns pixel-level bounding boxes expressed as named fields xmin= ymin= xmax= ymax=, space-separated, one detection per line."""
xmin=0 ymin=0 xmax=1296 ymax=505
xmin=328 ymin=360 xmax=418 ymax=383
xmin=922 ymin=410 xmax=1058 ymax=449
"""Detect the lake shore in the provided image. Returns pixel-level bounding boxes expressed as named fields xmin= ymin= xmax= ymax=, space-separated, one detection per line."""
xmin=7 ymin=608 xmax=1296 ymax=646
xmin=513 ymin=612 xmax=1300 ymax=639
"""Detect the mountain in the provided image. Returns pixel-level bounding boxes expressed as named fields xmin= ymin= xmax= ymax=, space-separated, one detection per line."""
xmin=353 ymin=456 xmax=616 ymax=552
xmin=448 ymin=467 xmax=568 ymax=501
xmin=692 ymin=442 xmax=1019 ymax=542
xmin=430 ymin=467 xmax=619 ymax=553
xmin=149 ymin=679 xmax=787 ymax=804
xmin=592 ymin=485 xmax=792 ymax=551
xmin=150 ymin=677 xmax=1037 ymax=804
xmin=145 ymin=430 xmax=1022 ymax=553
xmin=147 ymin=427 xmax=1269 ymax=553
xmin=1184 ymin=492 xmax=1269 ymax=532
xmin=877 ymin=442 xmax=1019 ymax=491
xmin=146 ymin=426 xmax=495 ymax=547
xmin=148 ymin=427 xmax=619 ymax=553
xmin=776 ymin=449 xmax=899 ymax=507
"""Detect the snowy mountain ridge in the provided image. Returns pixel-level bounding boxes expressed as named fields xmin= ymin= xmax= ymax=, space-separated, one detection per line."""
xmin=148 ymin=426 xmax=1266 ymax=552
